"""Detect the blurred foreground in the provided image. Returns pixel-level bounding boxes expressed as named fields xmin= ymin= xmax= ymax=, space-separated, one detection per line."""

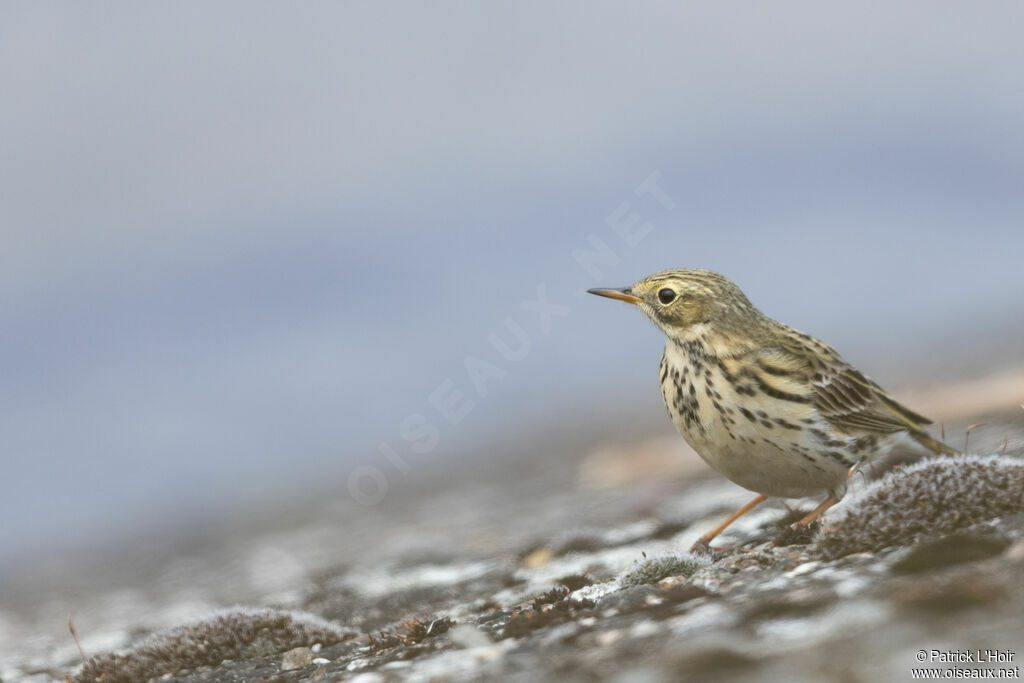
xmin=2 ymin=373 xmax=1023 ymax=681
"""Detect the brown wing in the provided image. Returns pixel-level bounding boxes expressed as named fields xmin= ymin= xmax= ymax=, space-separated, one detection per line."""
xmin=854 ymin=371 xmax=933 ymax=424
xmin=812 ymin=364 xmax=931 ymax=434
xmin=759 ymin=332 xmax=933 ymax=435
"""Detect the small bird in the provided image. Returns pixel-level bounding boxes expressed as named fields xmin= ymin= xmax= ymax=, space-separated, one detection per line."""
xmin=589 ymin=269 xmax=956 ymax=551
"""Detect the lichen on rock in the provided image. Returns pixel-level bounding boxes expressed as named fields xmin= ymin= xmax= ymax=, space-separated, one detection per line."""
xmin=75 ymin=607 xmax=354 ymax=683
xmin=814 ymin=454 xmax=1024 ymax=559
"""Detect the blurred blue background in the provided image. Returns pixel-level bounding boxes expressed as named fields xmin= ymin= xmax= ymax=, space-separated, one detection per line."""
xmin=2 ymin=2 xmax=1023 ymax=571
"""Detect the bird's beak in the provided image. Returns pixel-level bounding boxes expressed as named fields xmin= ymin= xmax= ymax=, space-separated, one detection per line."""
xmin=587 ymin=287 xmax=643 ymax=304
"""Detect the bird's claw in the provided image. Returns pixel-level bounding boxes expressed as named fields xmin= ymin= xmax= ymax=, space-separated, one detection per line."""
xmin=689 ymin=538 xmax=712 ymax=555
xmin=689 ymin=539 xmax=741 ymax=560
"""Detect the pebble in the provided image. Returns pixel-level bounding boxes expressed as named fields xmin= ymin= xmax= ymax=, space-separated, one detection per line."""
xmin=448 ymin=623 xmax=492 ymax=649
xmin=785 ymin=561 xmax=822 ymax=577
xmin=523 ymin=548 xmax=553 ymax=568
xmin=1007 ymin=540 xmax=1024 ymax=561
xmin=281 ymin=646 xmax=313 ymax=671
xmin=349 ymin=674 xmax=386 ymax=683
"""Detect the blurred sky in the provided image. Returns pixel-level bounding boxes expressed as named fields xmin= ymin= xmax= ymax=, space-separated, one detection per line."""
xmin=2 ymin=2 xmax=1023 ymax=571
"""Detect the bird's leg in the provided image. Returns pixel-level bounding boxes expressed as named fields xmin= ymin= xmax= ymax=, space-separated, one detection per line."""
xmin=793 ymin=494 xmax=840 ymax=527
xmin=689 ymin=494 xmax=767 ymax=553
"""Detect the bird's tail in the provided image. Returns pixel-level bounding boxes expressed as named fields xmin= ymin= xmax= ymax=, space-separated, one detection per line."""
xmin=911 ymin=430 xmax=961 ymax=456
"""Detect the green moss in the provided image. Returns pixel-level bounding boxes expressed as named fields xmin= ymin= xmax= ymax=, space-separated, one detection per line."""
xmin=619 ymin=553 xmax=710 ymax=588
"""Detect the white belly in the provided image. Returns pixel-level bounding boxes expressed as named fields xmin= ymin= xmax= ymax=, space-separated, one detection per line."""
xmin=659 ymin=342 xmax=851 ymax=499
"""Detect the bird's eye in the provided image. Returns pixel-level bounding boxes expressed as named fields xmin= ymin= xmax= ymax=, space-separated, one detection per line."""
xmin=657 ymin=288 xmax=677 ymax=304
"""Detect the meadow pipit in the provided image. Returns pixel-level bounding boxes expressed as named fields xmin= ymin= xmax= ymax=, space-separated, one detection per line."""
xmin=589 ymin=269 xmax=956 ymax=551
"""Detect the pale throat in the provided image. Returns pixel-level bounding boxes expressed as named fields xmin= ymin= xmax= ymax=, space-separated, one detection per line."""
xmin=662 ymin=322 xmax=754 ymax=359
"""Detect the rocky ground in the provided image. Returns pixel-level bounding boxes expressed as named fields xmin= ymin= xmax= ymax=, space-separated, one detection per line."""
xmin=2 ymin=409 xmax=1023 ymax=683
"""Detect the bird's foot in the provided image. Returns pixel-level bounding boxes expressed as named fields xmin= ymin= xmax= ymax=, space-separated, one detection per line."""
xmin=689 ymin=538 xmax=742 ymax=560
xmin=689 ymin=538 xmax=712 ymax=555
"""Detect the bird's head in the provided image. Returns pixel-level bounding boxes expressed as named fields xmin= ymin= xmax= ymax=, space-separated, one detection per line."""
xmin=588 ymin=269 xmax=761 ymax=340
